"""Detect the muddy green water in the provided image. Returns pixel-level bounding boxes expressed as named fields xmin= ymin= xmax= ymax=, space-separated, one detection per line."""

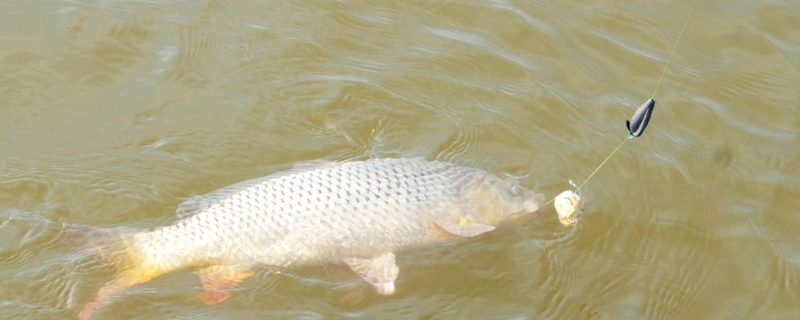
xmin=2 ymin=0 xmax=799 ymax=319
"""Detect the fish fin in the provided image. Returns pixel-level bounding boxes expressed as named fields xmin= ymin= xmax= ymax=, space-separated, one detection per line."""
xmin=65 ymin=224 xmax=164 ymax=320
xmin=194 ymin=264 xmax=254 ymax=305
xmin=175 ymin=195 xmax=213 ymax=219
xmin=79 ymin=267 xmax=161 ymax=320
xmin=343 ymin=252 xmax=399 ymax=295
xmin=432 ymin=217 xmax=496 ymax=237
xmin=78 ymin=278 xmax=129 ymax=320
xmin=63 ymin=224 xmax=135 ymax=259
xmin=290 ymin=159 xmax=338 ymax=170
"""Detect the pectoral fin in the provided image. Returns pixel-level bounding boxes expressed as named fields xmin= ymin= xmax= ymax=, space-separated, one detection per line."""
xmin=432 ymin=217 xmax=495 ymax=237
xmin=343 ymin=253 xmax=399 ymax=295
xmin=194 ymin=265 xmax=254 ymax=305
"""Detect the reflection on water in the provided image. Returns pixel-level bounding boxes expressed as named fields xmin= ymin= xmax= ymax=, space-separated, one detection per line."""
xmin=2 ymin=0 xmax=799 ymax=319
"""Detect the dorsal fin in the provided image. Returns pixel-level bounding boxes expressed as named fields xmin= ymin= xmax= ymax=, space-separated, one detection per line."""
xmin=175 ymin=159 xmax=340 ymax=219
xmin=290 ymin=159 xmax=338 ymax=170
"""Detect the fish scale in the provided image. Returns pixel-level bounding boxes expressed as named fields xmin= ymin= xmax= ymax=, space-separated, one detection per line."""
xmin=148 ymin=159 xmax=446 ymax=264
xmin=78 ymin=157 xmax=545 ymax=320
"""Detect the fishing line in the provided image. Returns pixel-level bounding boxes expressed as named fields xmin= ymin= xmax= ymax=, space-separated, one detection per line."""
xmin=574 ymin=2 xmax=695 ymax=191
xmin=543 ymin=1 xmax=697 ymax=210
xmin=574 ymin=137 xmax=627 ymax=192
xmin=652 ymin=1 xmax=696 ymax=98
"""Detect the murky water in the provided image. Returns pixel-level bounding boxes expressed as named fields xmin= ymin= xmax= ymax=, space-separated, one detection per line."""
xmin=2 ymin=0 xmax=799 ymax=319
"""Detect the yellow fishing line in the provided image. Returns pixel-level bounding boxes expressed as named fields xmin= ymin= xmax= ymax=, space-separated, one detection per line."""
xmin=652 ymin=1 xmax=697 ymax=98
xmin=575 ymin=138 xmax=629 ymax=192
xmin=548 ymin=1 xmax=698 ymax=204
xmin=540 ymin=138 xmax=628 ymax=209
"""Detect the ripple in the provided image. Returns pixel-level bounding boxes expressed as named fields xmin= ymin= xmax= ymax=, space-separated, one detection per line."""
xmin=425 ymin=27 xmax=538 ymax=74
xmin=168 ymin=21 xmax=229 ymax=87
xmin=3 ymin=0 xmax=800 ymax=318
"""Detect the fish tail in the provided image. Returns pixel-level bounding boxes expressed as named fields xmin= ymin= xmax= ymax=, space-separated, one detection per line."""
xmin=64 ymin=224 xmax=136 ymax=265
xmin=64 ymin=224 xmax=162 ymax=320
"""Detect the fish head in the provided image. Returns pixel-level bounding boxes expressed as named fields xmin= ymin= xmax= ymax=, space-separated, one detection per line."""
xmin=500 ymin=186 xmax=546 ymax=225
xmin=460 ymin=177 xmax=545 ymax=226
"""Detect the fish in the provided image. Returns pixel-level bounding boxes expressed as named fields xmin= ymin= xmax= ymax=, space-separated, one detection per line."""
xmin=73 ymin=157 xmax=544 ymax=319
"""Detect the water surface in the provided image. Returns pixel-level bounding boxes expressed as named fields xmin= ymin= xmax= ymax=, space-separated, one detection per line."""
xmin=2 ymin=0 xmax=799 ymax=319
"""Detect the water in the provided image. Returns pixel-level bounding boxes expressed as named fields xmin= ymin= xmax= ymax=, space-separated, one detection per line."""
xmin=2 ymin=0 xmax=799 ymax=319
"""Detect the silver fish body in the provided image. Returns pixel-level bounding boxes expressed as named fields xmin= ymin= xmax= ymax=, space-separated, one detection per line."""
xmin=138 ymin=157 xmax=541 ymax=269
xmin=79 ymin=158 xmax=543 ymax=319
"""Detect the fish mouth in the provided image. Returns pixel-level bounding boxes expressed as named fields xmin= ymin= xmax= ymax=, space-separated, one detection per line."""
xmin=494 ymin=190 xmax=544 ymax=225
xmin=523 ymin=191 xmax=546 ymax=212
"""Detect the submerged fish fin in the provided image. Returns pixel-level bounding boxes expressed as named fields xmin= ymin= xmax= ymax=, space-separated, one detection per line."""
xmin=432 ymin=217 xmax=496 ymax=237
xmin=175 ymin=195 xmax=214 ymax=219
xmin=175 ymin=159 xmax=342 ymax=219
xmin=290 ymin=159 xmax=338 ymax=170
xmin=343 ymin=252 xmax=399 ymax=295
xmin=194 ymin=264 xmax=254 ymax=305
xmin=64 ymin=224 xmax=138 ymax=259
xmin=78 ymin=276 xmax=134 ymax=320
xmin=66 ymin=224 xmax=164 ymax=320
xmin=79 ymin=266 xmax=161 ymax=320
